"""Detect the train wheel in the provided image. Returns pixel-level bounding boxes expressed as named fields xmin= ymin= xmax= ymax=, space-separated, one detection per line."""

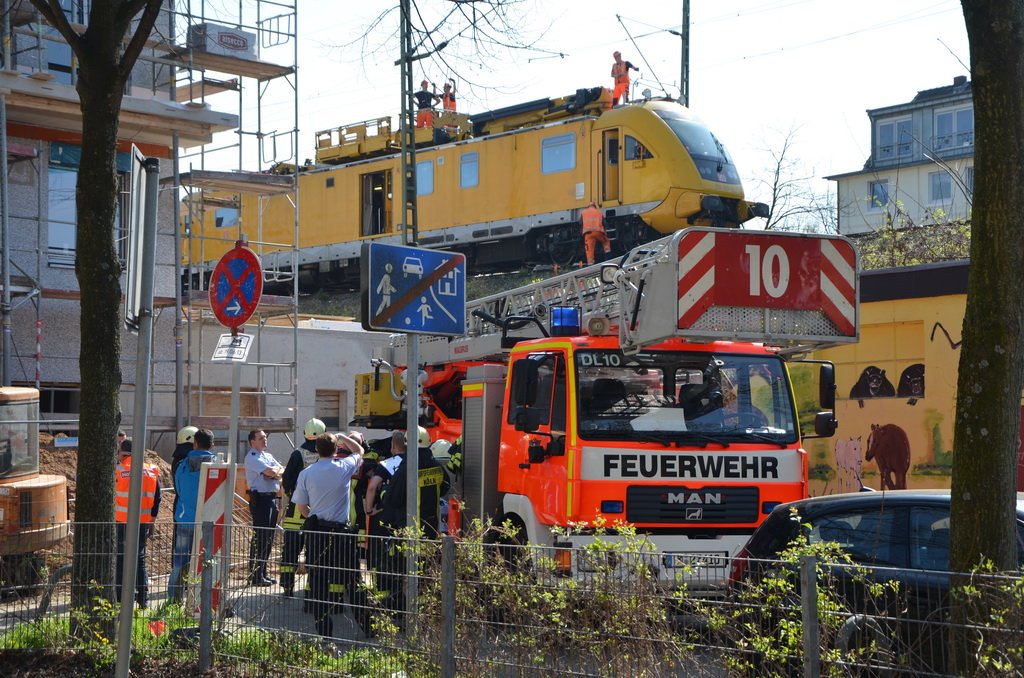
xmin=548 ymin=226 xmax=582 ymax=268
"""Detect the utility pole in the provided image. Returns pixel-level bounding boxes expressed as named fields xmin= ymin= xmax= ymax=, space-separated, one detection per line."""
xmin=397 ymin=0 xmax=421 ymax=620
xmin=680 ymin=0 xmax=690 ymax=107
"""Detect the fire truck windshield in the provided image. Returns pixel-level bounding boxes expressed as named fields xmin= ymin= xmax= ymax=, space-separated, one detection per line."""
xmin=576 ymin=350 xmax=798 ymax=444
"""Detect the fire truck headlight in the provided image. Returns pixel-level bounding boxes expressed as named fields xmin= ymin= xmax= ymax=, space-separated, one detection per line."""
xmin=600 ymin=500 xmax=624 ymax=514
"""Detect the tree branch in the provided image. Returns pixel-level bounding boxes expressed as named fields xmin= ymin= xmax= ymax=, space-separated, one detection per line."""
xmin=118 ymin=0 xmax=163 ymax=81
xmin=29 ymin=0 xmax=83 ymax=53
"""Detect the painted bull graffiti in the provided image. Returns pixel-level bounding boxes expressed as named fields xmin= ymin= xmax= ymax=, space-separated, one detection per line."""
xmin=866 ymin=423 xmax=911 ymax=490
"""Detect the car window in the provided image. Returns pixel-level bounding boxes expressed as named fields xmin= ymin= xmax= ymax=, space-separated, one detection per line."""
xmin=808 ymin=507 xmax=905 ymax=567
xmin=909 ymin=507 xmax=950 ymax=570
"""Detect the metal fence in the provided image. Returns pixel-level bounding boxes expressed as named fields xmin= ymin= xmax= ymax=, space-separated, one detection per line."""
xmin=1 ymin=521 xmax=1022 ymax=676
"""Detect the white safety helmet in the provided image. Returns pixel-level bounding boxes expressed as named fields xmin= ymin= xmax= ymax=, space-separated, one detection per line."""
xmin=304 ymin=418 xmax=327 ymax=440
xmin=406 ymin=426 xmax=432 ymax=449
xmin=176 ymin=425 xmax=198 ymax=445
xmin=430 ymin=439 xmax=452 ymax=462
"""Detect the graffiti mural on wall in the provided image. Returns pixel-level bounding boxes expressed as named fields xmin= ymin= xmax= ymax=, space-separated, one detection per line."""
xmin=849 ymin=366 xmax=896 ymax=405
xmin=809 ymin=263 xmax=971 ymax=496
xmin=897 ymin=363 xmax=925 ymax=404
xmin=833 ymin=437 xmax=864 ymax=493
xmin=866 ymin=423 xmax=911 ymax=490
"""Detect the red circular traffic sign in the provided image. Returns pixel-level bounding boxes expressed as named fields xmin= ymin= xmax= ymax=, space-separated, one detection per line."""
xmin=210 ymin=244 xmax=263 ymax=329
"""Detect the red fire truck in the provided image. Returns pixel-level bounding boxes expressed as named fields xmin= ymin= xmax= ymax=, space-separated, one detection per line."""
xmin=354 ymin=227 xmax=859 ymax=587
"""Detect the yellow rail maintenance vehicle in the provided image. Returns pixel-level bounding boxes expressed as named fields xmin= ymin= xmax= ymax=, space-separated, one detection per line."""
xmin=0 ymin=387 xmax=69 ymax=594
xmin=189 ymin=86 xmax=768 ymax=290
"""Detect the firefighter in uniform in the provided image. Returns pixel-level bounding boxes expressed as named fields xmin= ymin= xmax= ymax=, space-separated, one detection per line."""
xmin=379 ymin=426 xmax=450 ymax=611
xmin=280 ymin=418 xmax=326 ymax=597
xmin=363 ymin=432 xmax=404 ymax=617
xmin=292 ymin=433 xmax=362 ymax=641
xmin=114 ymin=438 xmax=161 ymax=608
xmin=581 ymin=201 xmax=611 ymax=266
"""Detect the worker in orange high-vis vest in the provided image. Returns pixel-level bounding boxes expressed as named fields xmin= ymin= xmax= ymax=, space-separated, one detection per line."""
xmin=581 ymin=202 xmax=611 ymax=265
xmin=440 ymin=80 xmax=456 ymax=112
xmin=114 ymin=437 xmax=162 ymax=609
xmin=610 ymin=51 xmax=639 ymax=106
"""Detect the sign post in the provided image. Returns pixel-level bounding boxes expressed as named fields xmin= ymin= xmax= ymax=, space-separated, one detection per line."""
xmin=115 ymin=154 xmax=159 ymax=678
xmin=361 ymin=240 xmax=465 ymax=618
xmin=209 ymin=240 xmax=263 ymax=618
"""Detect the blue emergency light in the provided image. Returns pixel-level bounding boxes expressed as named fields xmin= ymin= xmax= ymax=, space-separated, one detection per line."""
xmin=550 ymin=306 xmax=581 ymax=337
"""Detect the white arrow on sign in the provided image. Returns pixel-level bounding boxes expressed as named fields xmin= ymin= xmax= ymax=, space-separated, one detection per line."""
xmin=226 ymin=299 xmax=242 ymax=315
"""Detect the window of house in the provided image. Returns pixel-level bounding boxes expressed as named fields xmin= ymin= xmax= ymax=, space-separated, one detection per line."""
xmin=541 ymin=133 xmax=576 ymax=174
xmin=869 ymin=180 xmax=889 ymax=210
xmin=315 ymin=389 xmax=346 ymax=430
xmin=624 ymin=135 xmax=653 ymax=160
xmin=929 ymin=171 xmax=952 ymax=203
xmin=31 ymin=383 xmax=82 ymax=434
xmin=48 ymin=166 xmax=128 ymax=267
xmin=963 ymin=166 xmax=974 ymax=195
xmin=460 ymin=152 xmax=479 ymax=188
xmin=935 ymin=107 xmax=974 ymax=150
xmin=416 ymin=159 xmax=433 ymax=195
xmin=877 ymin=118 xmax=912 ymax=161
xmin=47 ymin=167 xmax=77 ymax=266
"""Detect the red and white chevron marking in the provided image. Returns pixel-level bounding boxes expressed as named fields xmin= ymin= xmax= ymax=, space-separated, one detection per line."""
xmin=192 ymin=463 xmax=231 ymax=611
xmin=676 ymin=230 xmax=857 ymax=337
xmin=818 ymin=238 xmax=857 ymax=336
xmin=677 ymin=231 xmax=718 ymax=330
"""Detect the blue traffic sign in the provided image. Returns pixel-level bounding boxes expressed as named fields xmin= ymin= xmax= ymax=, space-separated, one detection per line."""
xmin=362 ymin=242 xmax=466 ymax=336
xmin=210 ymin=243 xmax=263 ymax=329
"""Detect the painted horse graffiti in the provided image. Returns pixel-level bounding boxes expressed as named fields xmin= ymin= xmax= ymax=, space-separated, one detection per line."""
xmin=833 ymin=437 xmax=864 ymax=493
xmin=866 ymin=423 xmax=911 ymax=490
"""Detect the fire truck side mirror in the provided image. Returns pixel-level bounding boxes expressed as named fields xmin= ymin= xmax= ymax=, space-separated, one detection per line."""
xmin=819 ymin=363 xmax=836 ymax=410
xmin=814 ymin=411 xmax=838 ymax=437
xmin=511 ymin=358 xmax=539 ymax=407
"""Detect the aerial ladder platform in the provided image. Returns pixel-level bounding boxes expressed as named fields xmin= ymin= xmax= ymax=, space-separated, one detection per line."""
xmin=389 ymin=227 xmax=860 ymax=368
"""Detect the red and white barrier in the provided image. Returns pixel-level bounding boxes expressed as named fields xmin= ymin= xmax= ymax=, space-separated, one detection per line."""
xmin=189 ymin=462 xmax=231 ymax=611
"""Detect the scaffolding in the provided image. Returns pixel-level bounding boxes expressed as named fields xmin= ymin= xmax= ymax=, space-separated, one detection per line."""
xmin=0 ymin=0 xmax=299 ymax=450
xmin=169 ymin=0 xmax=300 ymax=450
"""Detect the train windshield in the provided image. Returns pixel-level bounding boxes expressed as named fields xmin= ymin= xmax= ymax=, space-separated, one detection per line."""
xmin=654 ymin=109 xmax=741 ymax=185
xmin=576 ymin=350 xmax=798 ymax=445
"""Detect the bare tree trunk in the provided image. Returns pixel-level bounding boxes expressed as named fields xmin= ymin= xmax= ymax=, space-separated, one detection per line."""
xmin=952 ymin=0 xmax=1024 ymax=577
xmin=951 ymin=0 xmax=1024 ymax=670
xmin=70 ymin=49 xmax=124 ymax=615
xmin=27 ymin=0 xmax=165 ymax=629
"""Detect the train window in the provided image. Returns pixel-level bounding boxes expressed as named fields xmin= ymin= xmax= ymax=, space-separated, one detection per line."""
xmin=624 ymin=136 xmax=653 ymax=160
xmin=417 ymin=160 xmax=434 ymax=195
xmin=460 ymin=152 xmax=479 ymax=188
xmin=541 ymin=133 xmax=576 ymax=174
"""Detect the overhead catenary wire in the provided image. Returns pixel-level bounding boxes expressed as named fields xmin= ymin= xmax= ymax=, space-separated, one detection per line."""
xmin=615 ymin=14 xmax=669 ymax=98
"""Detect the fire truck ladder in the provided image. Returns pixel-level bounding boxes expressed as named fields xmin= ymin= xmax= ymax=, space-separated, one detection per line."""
xmin=400 ymin=234 xmax=676 ymax=366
